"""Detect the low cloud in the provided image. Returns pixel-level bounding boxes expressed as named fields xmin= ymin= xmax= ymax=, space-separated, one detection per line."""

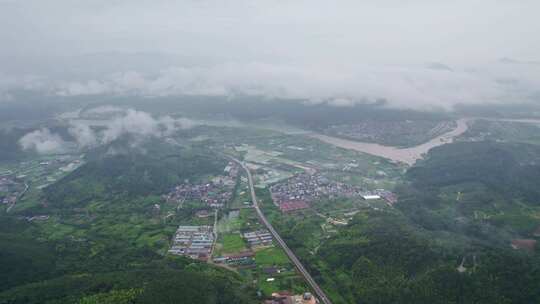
xmin=2 ymin=1 xmax=539 ymax=111
xmin=19 ymin=128 xmax=67 ymax=154
xmin=53 ymin=61 xmax=540 ymax=111
xmin=18 ymin=108 xmax=196 ymax=154
xmin=0 ymin=92 xmax=14 ymax=103
xmin=0 ymin=73 xmax=16 ymax=103
xmin=99 ymin=109 xmax=192 ymax=144
xmin=82 ymin=105 xmax=127 ymax=117
xmin=68 ymin=122 xmax=98 ymax=148
xmin=58 ymin=80 xmax=109 ymax=96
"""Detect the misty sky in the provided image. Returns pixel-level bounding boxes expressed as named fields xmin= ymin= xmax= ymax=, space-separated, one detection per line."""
xmin=1 ymin=0 xmax=539 ymax=110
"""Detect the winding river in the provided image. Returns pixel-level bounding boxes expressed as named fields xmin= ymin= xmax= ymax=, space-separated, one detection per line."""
xmin=67 ymin=111 xmax=540 ymax=167
xmin=310 ymin=118 xmax=470 ymax=165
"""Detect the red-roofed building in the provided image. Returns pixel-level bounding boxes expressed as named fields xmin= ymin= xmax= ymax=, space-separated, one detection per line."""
xmin=279 ymin=200 xmax=309 ymax=213
xmin=511 ymin=239 xmax=537 ymax=252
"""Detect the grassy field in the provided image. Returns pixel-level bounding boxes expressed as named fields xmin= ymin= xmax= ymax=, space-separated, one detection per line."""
xmin=258 ymin=272 xmax=308 ymax=297
xmin=229 ymin=181 xmax=251 ymax=209
xmin=255 ymin=247 xmax=290 ymax=266
xmin=217 ymin=210 xmax=243 ymax=234
xmin=238 ymin=208 xmax=264 ymax=231
xmin=221 ymin=234 xmax=247 ymax=254
xmin=254 ymin=246 xmax=309 ymax=297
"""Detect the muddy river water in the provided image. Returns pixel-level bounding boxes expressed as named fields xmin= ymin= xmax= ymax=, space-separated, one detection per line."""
xmin=310 ymin=118 xmax=470 ymax=165
xmin=69 ymin=113 xmax=540 ymax=167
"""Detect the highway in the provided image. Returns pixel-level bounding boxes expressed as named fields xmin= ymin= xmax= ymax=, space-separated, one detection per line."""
xmin=231 ymin=158 xmax=333 ymax=304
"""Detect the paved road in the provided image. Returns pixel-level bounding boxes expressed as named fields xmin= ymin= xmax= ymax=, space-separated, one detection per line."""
xmin=231 ymin=158 xmax=333 ymax=304
xmin=7 ymin=182 xmax=28 ymax=213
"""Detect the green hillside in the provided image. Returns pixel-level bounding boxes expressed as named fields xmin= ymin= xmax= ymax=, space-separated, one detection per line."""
xmin=0 ymin=140 xmax=255 ymax=303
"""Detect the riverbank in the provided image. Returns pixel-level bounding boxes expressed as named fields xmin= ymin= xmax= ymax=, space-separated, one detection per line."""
xmin=310 ymin=119 xmax=470 ymax=165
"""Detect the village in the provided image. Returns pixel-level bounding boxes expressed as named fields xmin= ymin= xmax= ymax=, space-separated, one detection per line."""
xmin=163 ymin=155 xmax=399 ymax=303
xmin=168 ymin=216 xmax=316 ymax=302
xmin=163 ymin=161 xmax=240 ymax=208
xmin=270 ymin=172 xmax=397 ymax=212
xmin=0 ymin=155 xmax=84 ymax=212
xmin=323 ymin=120 xmax=455 ymax=146
xmin=0 ymin=175 xmax=24 ymax=206
xmin=168 ymin=225 xmax=215 ymax=261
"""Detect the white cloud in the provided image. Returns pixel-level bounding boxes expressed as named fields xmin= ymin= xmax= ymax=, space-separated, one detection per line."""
xmin=19 ymin=109 xmax=197 ymax=153
xmin=57 ymin=80 xmax=110 ymax=96
xmin=0 ymin=92 xmax=14 ymax=103
xmin=82 ymin=105 xmax=126 ymax=116
xmin=52 ymin=61 xmax=540 ymax=110
xmin=18 ymin=128 xmax=67 ymax=154
xmin=101 ymin=109 xmax=161 ymax=143
xmin=1 ymin=1 xmax=539 ymax=111
xmin=68 ymin=108 xmax=196 ymax=148
xmin=68 ymin=122 xmax=98 ymax=148
xmin=101 ymin=109 xmax=195 ymax=142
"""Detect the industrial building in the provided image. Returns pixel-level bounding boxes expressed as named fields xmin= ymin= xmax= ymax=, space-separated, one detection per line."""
xmin=168 ymin=225 xmax=215 ymax=260
xmin=243 ymin=229 xmax=273 ymax=247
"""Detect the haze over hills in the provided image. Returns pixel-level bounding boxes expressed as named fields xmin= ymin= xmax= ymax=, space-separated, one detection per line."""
xmin=1 ymin=1 xmax=540 ymax=304
xmin=2 ymin=1 xmax=540 ymax=111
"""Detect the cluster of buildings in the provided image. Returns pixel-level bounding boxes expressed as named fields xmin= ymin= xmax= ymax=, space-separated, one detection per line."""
xmin=168 ymin=225 xmax=215 ymax=261
xmin=278 ymin=201 xmax=310 ymax=212
xmin=324 ymin=120 xmax=453 ymax=144
xmin=358 ymin=189 xmax=398 ymax=205
xmin=213 ymin=251 xmax=255 ymax=266
xmin=264 ymin=292 xmax=317 ymax=304
xmin=223 ymin=162 xmax=240 ymax=178
xmin=163 ymin=162 xmax=239 ymax=208
xmin=1 ymin=156 xmax=84 ymax=203
xmin=374 ymin=189 xmax=398 ymax=205
xmin=270 ymin=173 xmax=398 ymax=212
xmin=270 ymin=173 xmax=365 ymax=212
xmin=243 ymin=229 xmax=273 ymax=247
xmin=0 ymin=176 xmax=22 ymax=205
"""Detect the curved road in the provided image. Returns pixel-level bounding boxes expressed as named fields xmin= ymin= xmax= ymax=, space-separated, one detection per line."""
xmin=231 ymin=158 xmax=333 ymax=304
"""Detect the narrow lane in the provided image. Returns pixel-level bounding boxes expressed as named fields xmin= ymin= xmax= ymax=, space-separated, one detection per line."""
xmin=210 ymin=209 xmax=219 ymax=258
xmin=7 ymin=182 xmax=28 ymax=213
xmin=231 ymin=157 xmax=333 ymax=304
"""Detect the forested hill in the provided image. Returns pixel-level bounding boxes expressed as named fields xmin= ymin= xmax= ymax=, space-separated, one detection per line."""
xmin=316 ymin=210 xmax=540 ymax=303
xmin=115 ymin=96 xmax=451 ymax=130
xmin=408 ymin=141 xmax=540 ymax=204
xmin=401 ymin=141 xmax=540 ymax=240
xmin=0 ymin=140 xmax=256 ymax=303
xmin=271 ymin=140 xmax=540 ymax=304
xmin=43 ymin=143 xmax=226 ymax=209
xmin=0 ymin=212 xmax=256 ymax=304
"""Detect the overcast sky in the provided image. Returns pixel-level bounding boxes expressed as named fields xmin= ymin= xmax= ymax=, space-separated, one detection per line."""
xmin=1 ymin=0 xmax=539 ymax=110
